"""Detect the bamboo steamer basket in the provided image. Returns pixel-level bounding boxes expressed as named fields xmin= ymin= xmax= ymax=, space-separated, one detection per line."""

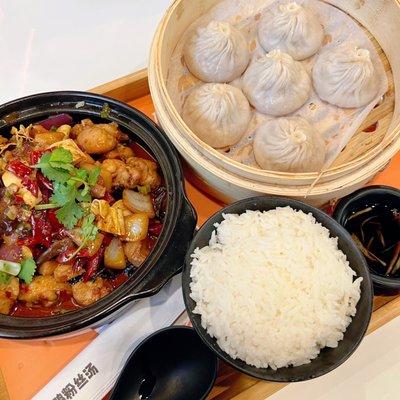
xmin=149 ymin=0 xmax=400 ymax=204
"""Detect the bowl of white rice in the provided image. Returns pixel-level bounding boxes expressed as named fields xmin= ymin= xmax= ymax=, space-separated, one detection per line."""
xmin=182 ymin=196 xmax=373 ymax=381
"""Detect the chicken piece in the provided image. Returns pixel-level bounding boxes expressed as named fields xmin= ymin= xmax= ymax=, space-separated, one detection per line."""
xmin=123 ymin=241 xmax=150 ymax=267
xmin=102 ymin=157 xmax=160 ymax=190
xmin=0 ymin=277 xmax=19 ymax=315
xmin=77 ymin=125 xmax=117 ymax=155
xmin=73 ymin=119 xmax=127 ymax=155
xmin=72 ymin=277 xmax=111 ymax=307
xmin=38 ymin=260 xmax=59 ymax=276
xmin=101 ymin=159 xmax=140 ymax=189
xmin=104 ymin=144 xmax=134 ymax=161
xmin=54 ymin=263 xmax=84 ymax=283
xmin=126 ymin=157 xmax=161 ymax=189
xmin=18 ymin=275 xmax=71 ymax=307
xmin=91 ymin=183 xmax=106 ymax=199
xmin=70 ymin=118 xmax=93 ymax=138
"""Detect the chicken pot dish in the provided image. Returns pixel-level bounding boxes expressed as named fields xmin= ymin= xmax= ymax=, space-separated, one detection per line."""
xmin=0 ymin=114 xmax=166 ymax=316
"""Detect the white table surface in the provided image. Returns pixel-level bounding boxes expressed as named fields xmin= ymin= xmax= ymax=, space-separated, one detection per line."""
xmin=0 ymin=0 xmax=171 ymax=104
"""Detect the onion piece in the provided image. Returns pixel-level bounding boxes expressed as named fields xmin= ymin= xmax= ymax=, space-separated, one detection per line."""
xmin=37 ymin=114 xmax=73 ymax=130
xmin=104 ymin=238 xmax=126 ymax=270
xmin=123 ymin=189 xmax=155 ymax=218
xmin=124 ymin=214 xmax=149 ymax=242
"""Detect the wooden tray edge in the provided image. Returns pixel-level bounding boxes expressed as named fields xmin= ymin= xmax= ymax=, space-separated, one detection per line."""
xmin=90 ymin=68 xmax=149 ymax=102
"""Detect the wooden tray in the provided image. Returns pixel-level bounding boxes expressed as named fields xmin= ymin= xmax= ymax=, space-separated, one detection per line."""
xmin=90 ymin=69 xmax=400 ymax=400
xmin=0 ymin=70 xmax=398 ymax=400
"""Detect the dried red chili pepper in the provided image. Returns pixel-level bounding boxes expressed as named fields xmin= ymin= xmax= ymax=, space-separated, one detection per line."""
xmin=27 ymin=213 xmax=53 ymax=248
xmin=6 ymin=160 xmax=32 ymax=178
xmin=83 ymin=245 xmax=106 ymax=282
xmin=21 ymin=176 xmax=39 ymax=197
xmin=148 ymin=220 xmax=163 ymax=237
xmin=29 ymin=149 xmax=46 ymax=165
xmin=37 ymin=172 xmax=53 ymax=191
xmin=14 ymin=195 xmax=24 ymax=204
xmin=48 ymin=209 xmax=63 ymax=233
xmin=103 ymin=191 xmax=115 ymax=204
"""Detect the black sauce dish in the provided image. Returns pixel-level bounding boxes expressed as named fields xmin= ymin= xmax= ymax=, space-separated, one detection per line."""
xmin=0 ymin=91 xmax=197 ymax=339
xmin=333 ymin=185 xmax=400 ymax=295
xmin=182 ymin=196 xmax=373 ymax=382
xmin=110 ymin=326 xmax=218 ymax=400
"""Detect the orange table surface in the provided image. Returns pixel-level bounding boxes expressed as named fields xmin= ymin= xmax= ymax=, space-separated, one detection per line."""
xmin=0 ymin=95 xmax=399 ymax=400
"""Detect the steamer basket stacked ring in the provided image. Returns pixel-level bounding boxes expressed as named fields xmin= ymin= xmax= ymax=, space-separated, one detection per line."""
xmin=149 ymin=0 xmax=400 ymax=206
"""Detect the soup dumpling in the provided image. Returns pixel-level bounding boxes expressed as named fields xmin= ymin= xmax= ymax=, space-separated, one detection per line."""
xmin=313 ymin=43 xmax=380 ymax=108
xmin=258 ymin=2 xmax=324 ymax=61
xmin=254 ymin=116 xmax=325 ymax=172
xmin=242 ymin=50 xmax=311 ymax=116
xmin=182 ymin=83 xmax=251 ymax=148
xmin=183 ymin=20 xmax=250 ymax=83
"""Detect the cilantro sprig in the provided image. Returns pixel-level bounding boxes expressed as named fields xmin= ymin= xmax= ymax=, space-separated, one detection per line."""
xmin=35 ymin=148 xmax=100 ymax=230
xmin=18 ymin=258 xmax=37 ymax=284
xmin=36 ymin=147 xmax=74 ymax=183
xmin=65 ymin=214 xmax=99 ymax=261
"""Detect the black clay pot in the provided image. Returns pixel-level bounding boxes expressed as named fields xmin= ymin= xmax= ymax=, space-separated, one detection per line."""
xmin=182 ymin=196 xmax=373 ymax=382
xmin=333 ymin=185 xmax=400 ymax=296
xmin=0 ymin=91 xmax=197 ymax=339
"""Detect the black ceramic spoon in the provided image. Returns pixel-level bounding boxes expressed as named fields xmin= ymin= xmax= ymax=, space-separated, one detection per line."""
xmin=109 ymin=326 xmax=218 ymax=400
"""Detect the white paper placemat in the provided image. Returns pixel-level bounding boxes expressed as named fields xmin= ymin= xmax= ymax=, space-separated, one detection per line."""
xmin=269 ymin=316 xmax=400 ymax=400
xmin=32 ymin=274 xmax=185 ymax=400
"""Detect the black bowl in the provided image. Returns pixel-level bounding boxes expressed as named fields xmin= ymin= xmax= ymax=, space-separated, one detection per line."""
xmin=333 ymin=185 xmax=400 ymax=295
xmin=182 ymin=196 xmax=373 ymax=382
xmin=0 ymin=91 xmax=197 ymax=339
xmin=110 ymin=326 xmax=218 ymax=400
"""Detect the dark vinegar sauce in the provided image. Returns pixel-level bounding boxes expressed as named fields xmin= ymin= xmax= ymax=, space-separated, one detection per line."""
xmin=344 ymin=203 xmax=400 ymax=277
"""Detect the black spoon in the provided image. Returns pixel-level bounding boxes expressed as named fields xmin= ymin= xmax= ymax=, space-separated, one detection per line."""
xmin=110 ymin=326 xmax=218 ymax=400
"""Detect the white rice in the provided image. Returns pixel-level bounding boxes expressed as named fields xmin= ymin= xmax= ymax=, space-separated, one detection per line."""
xmin=189 ymin=207 xmax=362 ymax=369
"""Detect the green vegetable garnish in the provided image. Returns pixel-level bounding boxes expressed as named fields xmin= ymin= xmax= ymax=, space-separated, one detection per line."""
xmin=65 ymin=214 xmax=99 ymax=261
xmin=0 ymin=258 xmax=36 ymax=284
xmin=0 ymin=271 xmax=11 ymax=284
xmin=36 ymin=148 xmax=73 ymax=183
xmin=0 ymin=260 xmax=21 ymax=276
xmin=35 ymin=148 xmax=100 ymax=230
xmin=100 ymin=103 xmax=111 ymax=118
xmin=137 ymin=184 xmax=151 ymax=195
xmin=18 ymin=258 xmax=37 ymax=284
